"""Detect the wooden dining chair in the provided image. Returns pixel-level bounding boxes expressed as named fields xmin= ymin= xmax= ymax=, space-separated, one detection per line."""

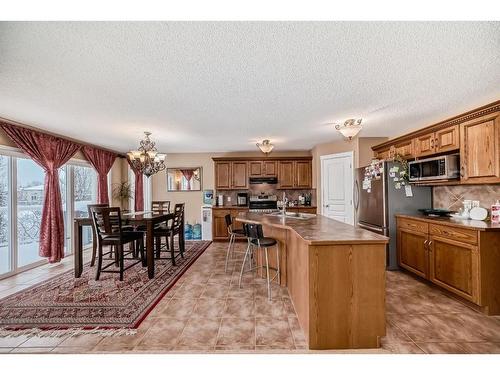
xmin=153 ymin=203 xmax=185 ymax=265
xmin=90 ymin=206 xmax=146 ymax=281
xmin=152 ymin=200 xmax=171 ymax=213
xmin=87 ymin=203 xmax=109 ymax=266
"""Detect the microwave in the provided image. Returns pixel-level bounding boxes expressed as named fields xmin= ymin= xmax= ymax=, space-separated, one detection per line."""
xmin=409 ymin=154 xmax=460 ymax=182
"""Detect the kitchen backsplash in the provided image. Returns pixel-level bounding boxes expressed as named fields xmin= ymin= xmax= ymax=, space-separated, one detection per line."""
xmin=433 ymin=185 xmax=500 ymax=211
xmin=215 ymin=187 xmax=316 ymax=206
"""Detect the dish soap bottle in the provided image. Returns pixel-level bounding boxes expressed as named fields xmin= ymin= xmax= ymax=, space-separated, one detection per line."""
xmin=491 ymin=200 xmax=500 ymax=224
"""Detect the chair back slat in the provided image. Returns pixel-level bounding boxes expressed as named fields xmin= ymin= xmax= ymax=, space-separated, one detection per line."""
xmin=170 ymin=203 xmax=185 ymax=232
xmin=152 ymin=200 xmax=170 ymax=213
xmin=91 ymin=206 xmax=123 ymax=238
xmin=87 ymin=203 xmax=108 ymax=218
xmin=243 ymin=223 xmax=264 ymax=240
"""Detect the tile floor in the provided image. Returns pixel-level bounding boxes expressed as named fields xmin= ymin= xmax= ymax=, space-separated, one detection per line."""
xmin=0 ymin=242 xmax=500 ymax=354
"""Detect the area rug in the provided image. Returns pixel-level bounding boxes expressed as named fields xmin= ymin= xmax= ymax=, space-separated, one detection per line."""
xmin=0 ymin=240 xmax=211 ymax=336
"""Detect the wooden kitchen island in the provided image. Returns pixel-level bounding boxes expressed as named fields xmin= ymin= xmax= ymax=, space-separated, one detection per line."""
xmin=236 ymin=212 xmax=389 ymax=350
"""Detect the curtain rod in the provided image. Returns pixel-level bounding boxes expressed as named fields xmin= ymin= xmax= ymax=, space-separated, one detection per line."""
xmin=0 ymin=116 xmax=126 ymax=158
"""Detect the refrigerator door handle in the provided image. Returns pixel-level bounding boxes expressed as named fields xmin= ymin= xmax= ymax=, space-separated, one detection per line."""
xmin=357 ymin=222 xmax=386 ymax=234
xmin=354 ymin=179 xmax=360 ymax=210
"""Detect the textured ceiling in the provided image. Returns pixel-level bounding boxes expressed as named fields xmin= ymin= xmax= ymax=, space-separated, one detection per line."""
xmin=0 ymin=22 xmax=499 ymax=153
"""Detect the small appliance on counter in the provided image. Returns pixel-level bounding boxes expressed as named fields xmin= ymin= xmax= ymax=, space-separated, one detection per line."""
xmin=418 ymin=208 xmax=453 ymax=217
xmin=304 ymin=193 xmax=312 ymax=206
xmin=217 ymin=194 xmax=224 ymax=207
xmin=237 ymin=192 xmax=248 ymax=206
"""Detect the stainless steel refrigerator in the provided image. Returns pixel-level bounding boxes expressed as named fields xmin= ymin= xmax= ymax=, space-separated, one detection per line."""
xmin=354 ymin=161 xmax=432 ymax=270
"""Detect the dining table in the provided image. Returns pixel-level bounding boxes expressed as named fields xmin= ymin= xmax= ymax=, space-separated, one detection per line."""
xmin=73 ymin=211 xmax=184 ymax=279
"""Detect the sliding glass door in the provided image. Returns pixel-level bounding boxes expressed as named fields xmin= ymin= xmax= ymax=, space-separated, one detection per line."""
xmin=0 ymin=148 xmax=99 ymax=279
xmin=0 ymin=155 xmax=11 ymax=275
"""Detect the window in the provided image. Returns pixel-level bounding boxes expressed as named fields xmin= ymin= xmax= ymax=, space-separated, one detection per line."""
xmin=0 ymin=155 xmax=10 ymax=275
xmin=73 ymin=165 xmax=98 ymax=248
xmin=0 ymin=147 xmax=101 ymax=279
xmin=16 ymin=158 xmax=45 ymax=268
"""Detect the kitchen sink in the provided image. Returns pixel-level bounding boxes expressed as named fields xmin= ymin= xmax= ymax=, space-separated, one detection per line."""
xmin=266 ymin=211 xmax=316 ymax=219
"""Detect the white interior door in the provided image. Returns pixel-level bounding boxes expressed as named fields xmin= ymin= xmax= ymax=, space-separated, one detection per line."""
xmin=321 ymin=152 xmax=354 ymax=225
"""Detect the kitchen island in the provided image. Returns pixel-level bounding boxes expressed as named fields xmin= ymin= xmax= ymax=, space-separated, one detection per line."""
xmin=236 ymin=212 xmax=389 ymax=350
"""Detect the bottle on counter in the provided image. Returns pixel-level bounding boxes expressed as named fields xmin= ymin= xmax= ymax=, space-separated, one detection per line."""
xmin=492 ymin=200 xmax=500 ymax=224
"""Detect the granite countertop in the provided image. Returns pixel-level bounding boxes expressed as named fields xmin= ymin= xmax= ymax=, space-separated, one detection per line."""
xmin=211 ymin=205 xmax=317 ymax=209
xmin=396 ymin=214 xmax=500 ymax=231
xmin=235 ymin=212 xmax=389 ymax=245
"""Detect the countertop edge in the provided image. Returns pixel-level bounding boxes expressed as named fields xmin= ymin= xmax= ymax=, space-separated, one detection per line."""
xmin=395 ymin=214 xmax=500 ymax=231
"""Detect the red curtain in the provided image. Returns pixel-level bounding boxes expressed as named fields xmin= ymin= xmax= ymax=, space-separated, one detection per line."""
xmin=0 ymin=123 xmax=81 ymax=263
xmin=180 ymin=169 xmax=194 ymax=189
xmin=126 ymin=158 xmax=144 ymax=211
xmin=82 ymin=146 xmax=117 ymax=204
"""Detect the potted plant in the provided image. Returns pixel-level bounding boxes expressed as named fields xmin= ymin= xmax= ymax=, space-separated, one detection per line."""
xmin=112 ymin=181 xmax=134 ymax=211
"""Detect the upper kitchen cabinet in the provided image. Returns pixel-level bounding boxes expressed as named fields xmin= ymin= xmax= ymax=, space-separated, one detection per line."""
xmin=248 ymin=160 xmax=277 ymax=177
xmin=460 ymin=112 xmax=500 ymax=184
xmin=231 ymin=161 xmax=248 ymax=189
xmin=278 ymin=160 xmax=312 ymax=189
xmin=394 ymin=139 xmax=414 ymax=159
xmin=214 ymin=161 xmax=231 ymax=190
xmin=214 ymin=157 xmax=312 ymax=190
xmin=278 ymin=161 xmax=295 ymax=188
xmin=415 ymin=125 xmax=460 ymax=157
xmin=214 ymin=161 xmax=248 ymax=190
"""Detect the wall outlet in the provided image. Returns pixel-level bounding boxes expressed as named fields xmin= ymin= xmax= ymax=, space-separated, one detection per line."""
xmin=227 ymin=197 xmax=231 ymax=202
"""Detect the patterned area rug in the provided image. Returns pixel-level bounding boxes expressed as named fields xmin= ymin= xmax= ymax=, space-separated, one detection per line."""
xmin=0 ymin=240 xmax=211 ymax=334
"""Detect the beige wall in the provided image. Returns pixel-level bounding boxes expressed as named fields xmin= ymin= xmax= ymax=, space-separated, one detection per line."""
xmin=311 ymin=137 xmax=387 ymax=210
xmin=151 ymin=151 xmax=311 ymax=224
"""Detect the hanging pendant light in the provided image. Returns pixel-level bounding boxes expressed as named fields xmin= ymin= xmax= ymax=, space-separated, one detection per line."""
xmin=335 ymin=118 xmax=363 ymax=140
xmin=256 ymin=139 xmax=274 ymax=155
xmin=127 ymin=132 xmax=166 ymax=177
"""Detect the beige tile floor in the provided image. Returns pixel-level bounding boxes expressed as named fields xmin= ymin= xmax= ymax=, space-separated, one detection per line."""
xmin=0 ymin=241 xmax=500 ymax=354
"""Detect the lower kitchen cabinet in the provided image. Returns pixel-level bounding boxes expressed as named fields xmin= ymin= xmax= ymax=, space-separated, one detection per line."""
xmin=428 ymin=235 xmax=479 ymax=303
xmin=396 ymin=215 xmax=500 ymax=315
xmin=397 ymin=228 xmax=429 ymax=279
xmin=212 ymin=208 xmax=249 ymax=241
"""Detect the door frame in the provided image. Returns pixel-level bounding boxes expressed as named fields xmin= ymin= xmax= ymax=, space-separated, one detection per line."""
xmin=320 ymin=151 xmax=354 ymax=224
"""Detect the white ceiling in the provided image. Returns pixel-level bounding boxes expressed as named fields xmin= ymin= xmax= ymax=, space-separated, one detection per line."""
xmin=0 ymin=22 xmax=499 ymax=153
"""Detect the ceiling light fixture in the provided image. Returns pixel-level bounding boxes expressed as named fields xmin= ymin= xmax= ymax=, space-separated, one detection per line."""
xmin=256 ymin=139 xmax=274 ymax=155
xmin=335 ymin=118 xmax=363 ymax=140
xmin=127 ymin=131 xmax=166 ymax=178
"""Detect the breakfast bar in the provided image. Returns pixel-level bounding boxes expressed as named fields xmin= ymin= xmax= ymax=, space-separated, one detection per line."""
xmin=236 ymin=212 xmax=389 ymax=350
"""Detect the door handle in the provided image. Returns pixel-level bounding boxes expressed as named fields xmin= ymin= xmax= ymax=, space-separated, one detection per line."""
xmin=324 ymin=204 xmax=329 ymax=208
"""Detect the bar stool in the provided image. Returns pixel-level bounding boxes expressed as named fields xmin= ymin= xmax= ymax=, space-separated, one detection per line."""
xmin=224 ymin=214 xmax=246 ymax=272
xmin=238 ymin=223 xmax=280 ymax=300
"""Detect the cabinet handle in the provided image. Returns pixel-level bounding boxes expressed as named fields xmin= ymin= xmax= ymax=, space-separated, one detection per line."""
xmin=423 ymin=239 xmax=429 ymax=248
xmin=431 ymin=139 xmax=434 ymax=148
xmin=435 ymin=138 xmax=439 ymax=148
xmin=460 ymin=165 xmax=465 ymax=178
xmin=428 ymin=240 xmax=433 ymax=250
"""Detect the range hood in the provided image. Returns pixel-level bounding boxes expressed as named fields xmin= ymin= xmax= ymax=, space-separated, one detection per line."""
xmin=249 ymin=176 xmax=278 ymax=185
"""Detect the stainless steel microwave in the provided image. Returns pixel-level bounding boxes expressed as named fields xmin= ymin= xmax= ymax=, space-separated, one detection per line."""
xmin=409 ymin=154 xmax=460 ymax=182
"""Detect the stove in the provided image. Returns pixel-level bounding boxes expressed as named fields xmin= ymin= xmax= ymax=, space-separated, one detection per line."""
xmin=249 ymin=208 xmax=279 ymax=214
xmin=249 ymin=194 xmax=278 ymax=211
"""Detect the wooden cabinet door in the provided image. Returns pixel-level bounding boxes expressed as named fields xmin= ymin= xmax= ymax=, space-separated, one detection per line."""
xmin=263 ymin=161 xmax=277 ymax=176
xmin=249 ymin=161 xmax=263 ymax=176
xmin=429 ymin=235 xmax=479 ymax=303
xmin=460 ymin=112 xmax=500 ymax=183
xmin=395 ymin=139 xmax=414 ymax=158
xmin=231 ymin=162 xmax=248 ymax=189
xmin=435 ymin=125 xmax=459 ymax=153
xmin=397 ymin=228 xmax=429 ymax=279
xmin=298 ymin=207 xmax=316 ymax=214
xmin=278 ymin=161 xmax=295 ymax=188
xmin=215 ymin=162 xmax=231 ymax=190
xmin=212 ymin=209 xmax=230 ymax=240
xmin=415 ymin=133 xmax=435 ymax=157
xmin=295 ymin=161 xmax=312 ymax=188
xmin=375 ymin=148 xmax=391 ymax=160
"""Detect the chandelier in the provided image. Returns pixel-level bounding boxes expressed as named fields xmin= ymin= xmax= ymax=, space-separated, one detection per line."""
xmin=335 ymin=118 xmax=363 ymax=140
xmin=256 ymin=139 xmax=274 ymax=155
xmin=127 ymin=132 xmax=166 ymax=177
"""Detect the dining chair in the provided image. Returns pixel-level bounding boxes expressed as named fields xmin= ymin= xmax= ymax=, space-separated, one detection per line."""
xmin=90 ymin=206 xmax=146 ymax=281
xmin=152 ymin=200 xmax=171 ymax=213
xmin=152 ymin=203 xmax=185 ymax=265
xmin=87 ymin=203 xmax=109 ymax=267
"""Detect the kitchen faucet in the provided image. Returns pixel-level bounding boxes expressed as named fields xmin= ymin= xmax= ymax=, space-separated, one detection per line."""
xmin=282 ymin=192 xmax=288 ymax=216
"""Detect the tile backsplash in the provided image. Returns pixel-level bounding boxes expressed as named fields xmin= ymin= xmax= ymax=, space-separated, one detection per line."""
xmin=215 ymin=187 xmax=316 ymax=206
xmin=433 ymin=185 xmax=500 ymax=211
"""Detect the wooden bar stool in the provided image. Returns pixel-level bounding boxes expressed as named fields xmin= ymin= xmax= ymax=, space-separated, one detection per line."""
xmin=238 ymin=223 xmax=280 ymax=300
xmin=224 ymin=214 xmax=246 ymax=272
